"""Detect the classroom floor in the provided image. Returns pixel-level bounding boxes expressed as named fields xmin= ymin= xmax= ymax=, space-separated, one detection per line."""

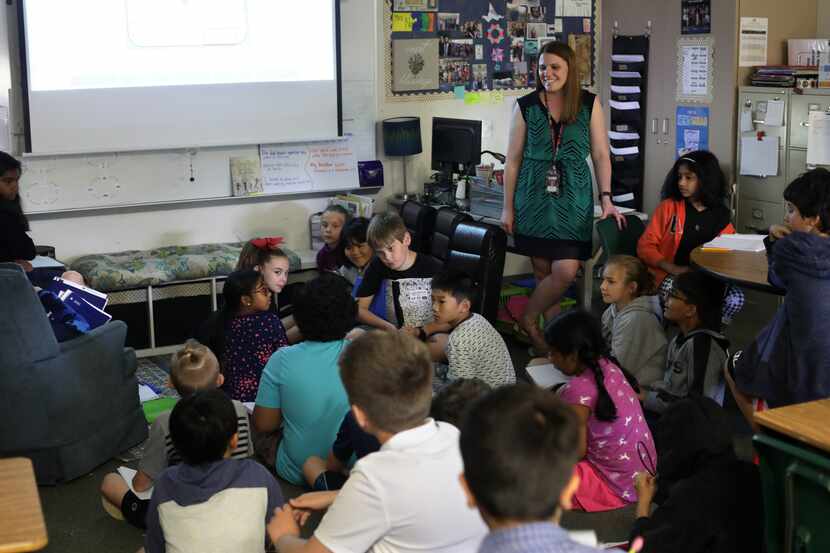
xmin=35 ymin=281 xmax=776 ymax=552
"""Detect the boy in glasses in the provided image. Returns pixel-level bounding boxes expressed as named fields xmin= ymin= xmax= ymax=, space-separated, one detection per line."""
xmin=641 ymin=270 xmax=730 ymax=415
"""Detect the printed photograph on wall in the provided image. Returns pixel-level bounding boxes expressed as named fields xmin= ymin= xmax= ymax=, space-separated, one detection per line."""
xmin=681 ymin=0 xmax=711 ymax=34
xmin=508 ymin=21 xmax=526 ymax=38
xmin=462 ymin=20 xmax=483 ymax=38
xmin=437 ymin=12 xmax=461 ymax=32
xmin=513 ymin=61 xmax=529 ymax=87
xmin=493 ymin=70 xmax=514 ymax=89
xmin=439 ymin=59 xmax=472 ymax=90
xmin=472 ymin=63 xmax=488 ymax=89
xmin=528 ymin=5 xmax=546 ymax=22
xmin=511 ymin=37 xmax=525 ymax=63
xmin=393 ymin=0 xmax=438 ymax=12
xmin=392 ymin=38 xmax=439 ymax=92
xmin=526 ymin=22 xmax=547 ymax=39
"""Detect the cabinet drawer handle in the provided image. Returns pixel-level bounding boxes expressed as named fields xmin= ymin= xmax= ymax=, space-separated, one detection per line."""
xmin=800 ymin=121 xmax=811 ymax=127
xmin=651 ymin=118 xmax=658 ymax=134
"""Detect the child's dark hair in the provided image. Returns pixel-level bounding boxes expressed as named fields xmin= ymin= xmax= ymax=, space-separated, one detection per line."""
xmin=0 ymin=151 xmax=27 ymax=231
xmin=606 ymin=255 xmax=655 ymax=297
xmin=661 ymin=150 xmax=728 ymax=209
xmin=341 ymin=217 xmax=371 ymax=268
xmin=169 ymin=389 xmax=238 ymax=465
xmin=543 ymin=310 xmax=639 ymax=422
xmin=784 ymin=167 xmax=830 ymax=231
xmin=431 ymin=270 xmax=478 ymax=305
xmin=324 ymin=203 xmax=352 ymax=222
xmin=214 ymin=269 xmax=262 ymax=359
xmin=431 ymin=378 xmax=491 ymax=428
xmin=671 ymin=270 xmax=724 ymax=332
xmin=340 ymin=331 xmax=432 ymax=432
xmin=460 ymin=383 xmax=580 ymax=520
xmin=292 ymin=273 xmax=356 ymax=341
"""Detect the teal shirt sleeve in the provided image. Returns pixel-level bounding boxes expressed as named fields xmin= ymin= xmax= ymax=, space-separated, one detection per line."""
xmin=255 ymin=351 xmax=284 ymax=408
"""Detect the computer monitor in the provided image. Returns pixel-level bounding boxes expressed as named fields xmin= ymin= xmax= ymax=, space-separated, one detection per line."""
xmin=431 ymin=117 xmax=482 ymax=185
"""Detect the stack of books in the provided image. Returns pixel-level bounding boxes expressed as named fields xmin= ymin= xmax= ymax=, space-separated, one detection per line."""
xmin=750 ymin=66 xmax=818 ymax=88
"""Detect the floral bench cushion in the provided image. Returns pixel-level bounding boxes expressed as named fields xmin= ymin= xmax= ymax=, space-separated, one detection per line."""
xmin=71 ymin=242 xmax=301 ymax=292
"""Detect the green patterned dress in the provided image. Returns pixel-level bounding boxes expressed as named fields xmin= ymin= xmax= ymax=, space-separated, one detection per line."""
xmin=513 ymin=90 xmax=595 ymax=260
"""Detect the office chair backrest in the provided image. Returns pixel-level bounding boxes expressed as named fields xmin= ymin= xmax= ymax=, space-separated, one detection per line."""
xmin=595 ymin=214 xmax=646 ymax=265
xmin=430 ymin=207 xmax=471 ymax=264
xmin=445 ymin=221 xmax=506 ymax=322
xmin=400 ymin=200 xmax=437 ymax=254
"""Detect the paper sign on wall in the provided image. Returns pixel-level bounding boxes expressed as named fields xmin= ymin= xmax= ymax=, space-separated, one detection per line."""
xmin=739 ymin=17 xmax=768 ymax=67
xmin=260 ymin=138 xmax=359 ymax=194
xmin=807 ymin=111 xmax=830 ymax=166
xmin=676 ymin=106 xmax=709 ymax=157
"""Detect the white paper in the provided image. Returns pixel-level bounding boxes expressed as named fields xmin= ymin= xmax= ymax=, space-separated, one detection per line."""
xmin=610 ymin=71 xmax=641 ymax=79
xmin=260 ymin=138 xmax=359 ymax=194
xmin=560 ymin=0 xmax=591 ymax=17
xmin=138 ymin=384 xmax=159 ymax=403
xmin=739 ymin=17 xmax=768 ymax=67
xmin=31 ymin=255 xmax=64 ymax=269
xmin=569 ymin=531 xmax=598 ymax=547
xmin=610 ymin=145 xmax=639 ymax=156
xmin=526 ymin=363 xmax=570 ymax=388
xmin=765 ymin=99 xmax=785 ymax=127
xmin=740 ymin=135 xmax=778 ymax=177
xmin=610 ymin=84 xmax=641 ymax=94
xmin=608 ymin=130 xmax=640 ymax=141
xmin=117 ymin=466 xmax=153 ymax=500
xmin=243 ymin=402 xmax=256 ymax=413
xmin=703 ymin=234 xmax=766 ymax=252
xmin=740 ymin=109 xmax=754 ymax=133
xmin=611 ymin=54 xmax=644 ymax=63
xmin=807 ymin=111 xmax=830 ymax=166
xmin=680 ymin=44 xmax=710 ymax=97
xmin=609 ymin=100 xmax=640 ymax=111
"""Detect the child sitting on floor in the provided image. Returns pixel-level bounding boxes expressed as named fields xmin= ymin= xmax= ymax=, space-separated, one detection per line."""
xmin=431 ymin=377 xmax=492 ymax=429
xmin=338 ymin=216 xmax=386 ymax=320
xmin=144 ymin=389 xmax=284 ymax=553
xmin=460 ymin=383 xmax=624 ymax=553
xmin=266 ymin=331 xmax=487 ymax=553
xmin=214 ymin=269 xmax=288 ymax=402
xmin=430 ymin=270 xmax=516 ymax=388
xmin=253 ymin=273 xmax=353 ymax=485
xmin=637 ymin=150 xmax=744 ymax=325
xmin=600 ymin=255 xmax=667 ymax=387
xmin=545 ymin=309 xmax=656 ymax=512
xmin=316 ymin=204 xmax=351 ymax=272
xmin=99 ymin=341 xmax=254 ymax=530
xmin=643 ymin=270 xmax=729 ymax=415
xmin=356 ymin=211 xmax=444 ymax=334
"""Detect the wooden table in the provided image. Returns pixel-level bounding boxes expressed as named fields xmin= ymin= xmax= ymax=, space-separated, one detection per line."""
xmin=690 ymin=246 xmax=784 ymax=294
xmin=754 ymin=399 xmax=830 ymax=454
xmin=0 ymin=458 xmax=48 ymax=553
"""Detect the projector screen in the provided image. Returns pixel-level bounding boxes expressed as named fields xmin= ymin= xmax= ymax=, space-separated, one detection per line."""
xmin=19 ymin=0 xmax=341 ymax=154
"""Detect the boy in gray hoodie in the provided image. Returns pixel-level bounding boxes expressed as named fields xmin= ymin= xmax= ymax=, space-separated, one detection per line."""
xmin=600 ymin=255 xmax=667 ymax=387
xmin=642 ymin=270 xmax=729 ymax=414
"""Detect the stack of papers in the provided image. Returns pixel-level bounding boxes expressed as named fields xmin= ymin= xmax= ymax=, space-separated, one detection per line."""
xmin=703 ymin=234 xmax=766 ymax=252
xmin=526 ymin=363 xmax=570 ymax=389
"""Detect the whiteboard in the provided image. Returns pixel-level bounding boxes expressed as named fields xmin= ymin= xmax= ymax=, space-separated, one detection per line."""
xmin=19 ymin=0 xmax=376 ymax=215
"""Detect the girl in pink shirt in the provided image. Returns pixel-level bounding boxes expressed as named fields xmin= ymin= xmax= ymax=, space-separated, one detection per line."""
xmin=545 ymin=309 xmax=657 ymax=512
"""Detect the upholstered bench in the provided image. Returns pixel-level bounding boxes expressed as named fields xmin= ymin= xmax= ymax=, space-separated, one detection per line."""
xmin=70 ymin=243 xmax=315 ymax=354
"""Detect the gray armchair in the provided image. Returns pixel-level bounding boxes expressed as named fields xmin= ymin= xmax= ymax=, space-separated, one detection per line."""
xmin=0 ymin=263 xmax=147 ymax=484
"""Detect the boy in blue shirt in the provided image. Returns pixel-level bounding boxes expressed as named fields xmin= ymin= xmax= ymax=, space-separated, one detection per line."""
xmin=145 ymin=389 xmax=283 ymax=553
xmin=253 ymin=273 xmax=354 ymax=485
xmin=459 ymin=384 xmax=624 ymax=553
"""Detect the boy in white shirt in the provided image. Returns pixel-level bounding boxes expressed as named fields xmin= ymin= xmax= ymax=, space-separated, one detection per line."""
xmin=267 ymin=330 xmax=487 ymax=553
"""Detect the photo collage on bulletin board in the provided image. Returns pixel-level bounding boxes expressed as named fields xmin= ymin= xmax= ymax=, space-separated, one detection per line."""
xmin=389 ymin=0 xmax=596 ymax=97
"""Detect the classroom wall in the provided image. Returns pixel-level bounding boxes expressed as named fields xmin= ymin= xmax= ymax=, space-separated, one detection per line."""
xmin=819 ymin=1 xmax=830 ymax=37
xmin=737 ymin=0 xmax=818 ymax=85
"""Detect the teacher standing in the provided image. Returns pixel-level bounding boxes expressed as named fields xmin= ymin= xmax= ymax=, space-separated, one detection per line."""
xmin=501 ymin=41 xmax=624 ymax=354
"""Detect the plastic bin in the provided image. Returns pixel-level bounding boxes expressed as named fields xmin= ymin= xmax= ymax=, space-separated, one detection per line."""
xmin=753 ymin=432 xmax=830 ymax=553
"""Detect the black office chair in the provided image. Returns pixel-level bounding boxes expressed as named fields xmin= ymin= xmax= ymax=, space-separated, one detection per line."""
xmin=400 ymin=200 xmax=437 ymax=254
xmin=430 ymin=207 xmax=471 ymax=265
xmin=445 ymin=221 xmax=507 ymax=322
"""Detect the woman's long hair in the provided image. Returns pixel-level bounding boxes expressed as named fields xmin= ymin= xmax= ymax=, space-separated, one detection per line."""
xmin=535 ymin=41 xmax=582 ymax=124
xmin=0 ymin=151 xmax=27 ymax=231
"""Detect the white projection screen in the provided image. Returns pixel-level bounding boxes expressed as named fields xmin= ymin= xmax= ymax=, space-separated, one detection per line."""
xmin=19 ymin=0 xmax=341 ymax=154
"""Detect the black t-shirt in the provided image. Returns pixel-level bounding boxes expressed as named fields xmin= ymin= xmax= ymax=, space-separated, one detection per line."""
xmin=675 ymin=201 xmax=731 ymax=266
xmin=0 ymin=201 xmax=35 ymax=263
xmin=356 ymin=253 xmax=442 ymax=327
xmin=332 ymin=411 xmax=380 ymax=465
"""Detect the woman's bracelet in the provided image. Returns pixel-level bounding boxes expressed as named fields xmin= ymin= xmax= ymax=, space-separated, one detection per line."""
xmin=599 ymin=191 xmax=612 ymax=200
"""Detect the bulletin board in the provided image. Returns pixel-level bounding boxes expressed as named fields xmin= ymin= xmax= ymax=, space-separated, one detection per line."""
xmin=386 ymin=0 xmax=597 ymax=99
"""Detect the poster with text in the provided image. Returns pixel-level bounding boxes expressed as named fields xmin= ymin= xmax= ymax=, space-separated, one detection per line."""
xmin=681 ymin=0 xmax=710 ymax=34
xmin=676 ymin=106 xmax=709 ymax=158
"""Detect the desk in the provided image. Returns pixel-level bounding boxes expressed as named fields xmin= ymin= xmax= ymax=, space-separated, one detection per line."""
xmin=0 ymin=458 xmax=47 ymax=553
xmin=690 ymin=246 xmax=784 ymax=294
xmin=755 ymin=399 xmax=830 ymax=454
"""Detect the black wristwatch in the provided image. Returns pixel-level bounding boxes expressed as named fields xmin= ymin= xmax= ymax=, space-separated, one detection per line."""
xmin=599 ymin=191 xmax=612 ymax=200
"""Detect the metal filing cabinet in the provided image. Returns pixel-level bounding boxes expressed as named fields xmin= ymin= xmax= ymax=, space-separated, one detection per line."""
xmin=737 ymin=87 xmax=830 ymax=233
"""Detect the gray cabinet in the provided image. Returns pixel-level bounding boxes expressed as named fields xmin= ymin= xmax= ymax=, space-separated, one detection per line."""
xmin=736 ymin=87 xmax=830 ymax=233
